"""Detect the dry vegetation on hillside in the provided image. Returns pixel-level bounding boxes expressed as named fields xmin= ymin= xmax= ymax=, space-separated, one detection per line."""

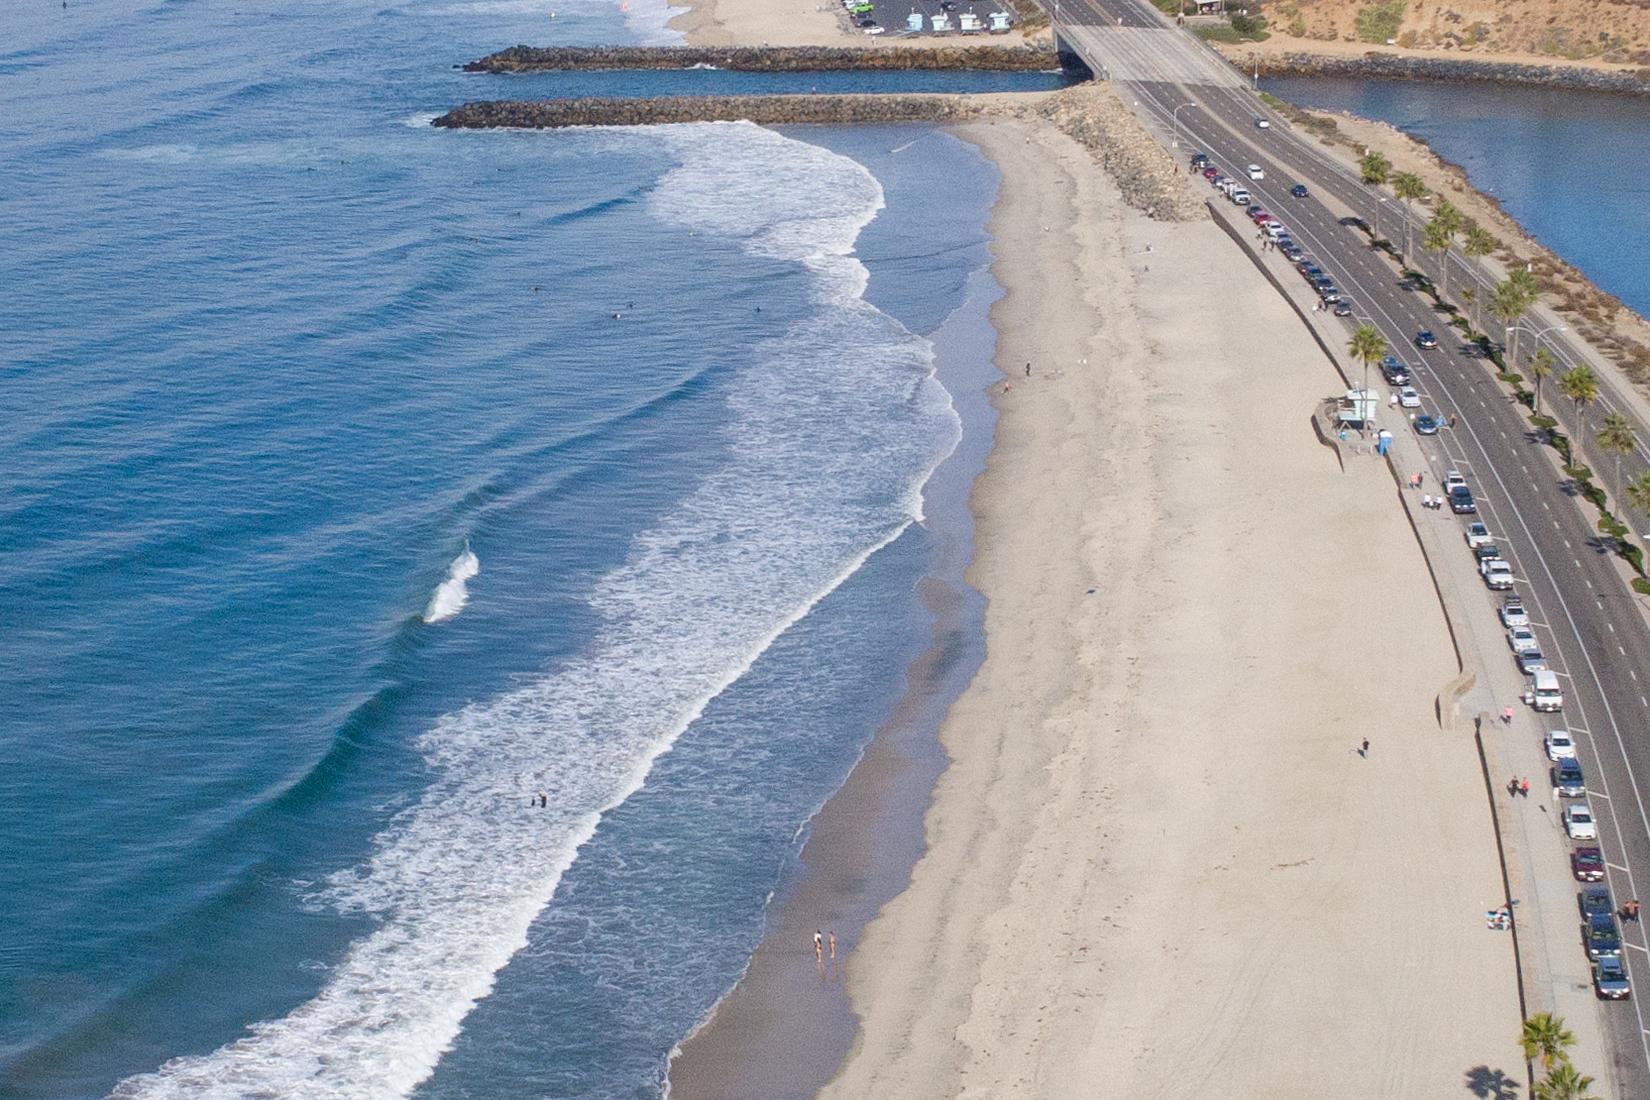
xmin=1253 ymin=0 xmax=1650 ymax=64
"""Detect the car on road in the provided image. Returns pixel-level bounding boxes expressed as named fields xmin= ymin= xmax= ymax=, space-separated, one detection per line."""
xmin=1452 ymin=486 xmax=1479 ymax=514
xmin=1585 ymin=911 xmax=1622 ymax=958
xmin=1202 ymin=166 xmax=1219 ymax=181
xmin=1467 ymin=523 xmax=1494 ymax=549
xmin=1547 ymin=729 xmax=1579 ymax=760
xmin=1595 ymin=954 xmax=1632 ymax=1000
xmin=1416 ymin=330 xmax=1439 ymax=350
xmin=1518 ymin=647 xmax=1549 ymax=674
xmin=1415 ymin=413 xmax=1440 ymax=433
xmin=1380 ymin=356 xmax=1408 ymax=385
xmin=1573 ymin=846 xmax=1607 ymax=882
xmin=1508 ymin=625 xmax=1539 ymax=653
xmin=1246 ymin=163 xmax=1265 ymax=180
xmin=1398 ymin=386 xmax=1421 ymax=408
xmin=1332 ymin=300 xmax=1354 ymax=317
xmin=1567 ymin=802 xmax=1600 ymax=840
xmin=1581 ymin=884 xmax=1615 ymax=919
xmin=1291 ymin=183 xmax=1309 ymax=198
xmin=1555 ymin=757 xmax=1587 ymax=797
xmin=1255 ymin=117 xmax=1270 ymax=129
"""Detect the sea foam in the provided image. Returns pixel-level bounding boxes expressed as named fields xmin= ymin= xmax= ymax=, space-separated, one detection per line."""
xmin=111 ymin=122 xmax=958 ymax=1100
xmin=422 ymin=546 xmax=480 ymax=623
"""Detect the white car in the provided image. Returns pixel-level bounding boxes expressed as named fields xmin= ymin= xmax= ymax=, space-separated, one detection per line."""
xmin=1500 ymin=597 xmax=1530 ymax=628
xmin=1465 ymin=522 xmax=1492 ymax=549
xmin=1265 ymin=222 xmax=1287 ymax=240
xmin=1483 ymin=560 xmax=1515 ymax=590
xmin=1255 ymin=117 xmax=1270 ymax=129
xmin=1398 ymin=386 xmax=1421 ymax=408
xmin=1508 ymin=625 xmax=1539 ymax=653
xmin=1565 ymin=803 xmax=1599 ymax=840
xmin=1444 ymin=471 xmax=1467 ymax=495
xmin=1246 ymin=164 xmax=1265 ymax=180
xmin=1546 ymin=729 xmax=1578 ymax=760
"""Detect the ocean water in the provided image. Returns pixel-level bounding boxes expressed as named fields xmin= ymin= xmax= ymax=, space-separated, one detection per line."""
xmin=1266 ymin=76 xmax=1650 ymax=319
xmin=0 ymin=2 xmax=1004 ymax=1097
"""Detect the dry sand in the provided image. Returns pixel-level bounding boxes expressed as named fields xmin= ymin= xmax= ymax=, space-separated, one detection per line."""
xmin=811 ymin=114 xmax=1522 ymax=1098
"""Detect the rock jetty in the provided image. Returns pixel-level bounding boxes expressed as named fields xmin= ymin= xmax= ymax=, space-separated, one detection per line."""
xmin=463 ymin=44 xmax=1060 ymax=73
xmin=1036 ymin=83 xmax=1204 ymax=222
xmin=432 ymin=94 xmax=981 ymax=129
xmin=1226 ymin=49 xmax=1650 ymax=96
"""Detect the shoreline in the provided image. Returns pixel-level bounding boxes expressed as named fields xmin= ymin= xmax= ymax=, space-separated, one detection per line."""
xmin=1215 ymin=41 xmax=1650 ymax=96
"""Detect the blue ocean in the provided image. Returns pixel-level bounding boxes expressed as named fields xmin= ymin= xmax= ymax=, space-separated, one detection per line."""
xmin=0 ymin=2 xmax=1029 ymax=1096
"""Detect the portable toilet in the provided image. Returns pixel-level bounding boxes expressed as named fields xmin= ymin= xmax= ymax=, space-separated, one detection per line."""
xmin=958 ymin=11 xmax=981 ymax=30
xmin=907 ymin=10 xmax=924 ymax=31
xmin=930 ymin=11 xmax=952 ymax=30
xmin=988 ymin=10 xmax=1011 ymax=30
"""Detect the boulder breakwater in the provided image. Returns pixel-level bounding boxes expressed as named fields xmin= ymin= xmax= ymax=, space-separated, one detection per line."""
xmin=432 ymin=93 xmax=981 ymax=128
xmin=461 ymin=44 xmax=1060 ymax=73
xmin=1226 ymin=49 xmax=1650 ymax=96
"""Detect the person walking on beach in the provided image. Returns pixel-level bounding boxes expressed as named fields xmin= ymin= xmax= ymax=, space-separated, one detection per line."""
xmin=1503 ymin=706 xmax=1514 ymax=724
xmin=828 ymin=931 xmax=837 ymax=961
xmin=1520 ymin=778 xmax=1531 ymax=798
xmin=1359 ymin=738 xmax=1370 ymax=758
xmin=1025 ymin=362 xmax=1031 ymax=378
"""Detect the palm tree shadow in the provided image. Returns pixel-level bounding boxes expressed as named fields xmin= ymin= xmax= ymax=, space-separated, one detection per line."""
xmin=1464 ymin=1064 xmax=1520 ymax=1098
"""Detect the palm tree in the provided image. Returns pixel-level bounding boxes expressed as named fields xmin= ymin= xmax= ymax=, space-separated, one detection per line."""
xmin=1627 ymin=470 xmax=1650 ymax=520
xmin=1532 ymin=1063 xmax=1601 ymax=1100
xmin=1392 ymin=171 xmax=1428 ymax=260
xmin=1463 ymin=225 xmax=1497 ymax=326
xmin=1349 ymin=323 xmax=1386 ymax=404
xmin=1528 ymin=346 xmax=1556 ymax=415
xmin=1360 ymin=151 xmax=1391 ymax=186
xmin=1598 ymin=411 xmax=1636 ymax=505
xmin=1491 ymin=276 xmax=1534 ymax=363
xmin=1423 ymin=200 xmax=1464 ymax=300
xmin=1520 ymin=1012 xmax=1577 ymax=1072
xmin=1560 ymin=364 xmax=1600 ymax=438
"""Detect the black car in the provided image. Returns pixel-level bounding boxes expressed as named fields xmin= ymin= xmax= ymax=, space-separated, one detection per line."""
xmin=1416 ymin=330 xmax=1439 ymax=350
xmin=1582 ymin=884 xmax=1615 ymax=919
xmin=1192 ymin=153 xmax=1209 ymax=168
xmin=1586 ymin=912 xmax=1623 ymax=959
xmin=1290 ymin=183 xmax=1309 ymax=198
xmin=1596 ymin=954 xmax=1632 ymax=1000
xmin=1450 ymin=486 xmax=1477 ymax=514
xmin=1282 ymin=246 xmax=1305 ymax=262
xmin=1380 ymin=360 xmax=1409 ymax=386
xmin=1299 ymin=262 xmax=1322 ymax=279
xmin=1555 ymin=758 xmax=1587 ymax=797
xmin=1332 ymin=300 xmax=1354 ymax=317
xmin=1473 ymin=543 xmax=1501 ymax=565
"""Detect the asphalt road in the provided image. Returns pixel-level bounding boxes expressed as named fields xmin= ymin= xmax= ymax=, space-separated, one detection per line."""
xmin=1053 ymin=0 xmax=1650 ymax=1091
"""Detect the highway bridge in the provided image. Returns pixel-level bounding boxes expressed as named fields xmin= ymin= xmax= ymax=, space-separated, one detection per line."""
xmin=1047 ymin=1 xmax=1650 ymax=1093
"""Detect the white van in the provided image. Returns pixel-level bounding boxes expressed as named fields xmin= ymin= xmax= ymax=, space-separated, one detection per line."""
xmin=1246 ymin=164 xmax=1265 ymax=180
xmin=1526 ymin=668 xmax=1564 ymax=712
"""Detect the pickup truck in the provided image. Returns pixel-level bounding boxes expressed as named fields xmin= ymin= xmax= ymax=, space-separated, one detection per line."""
xmin=1482 ymin=559 xmax=1515 ymax=590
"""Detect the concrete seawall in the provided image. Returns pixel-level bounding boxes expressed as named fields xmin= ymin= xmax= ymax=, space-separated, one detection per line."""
xmin=462 ymin=44 xmax=1060 ymax=73
xmin=1226 ymin=48 xmax=1650 ymax=96
xmin=432 ymin=93 xmax=982 ymax=128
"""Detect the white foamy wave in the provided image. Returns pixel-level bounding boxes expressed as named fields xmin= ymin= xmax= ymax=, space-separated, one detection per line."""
xmin=111 ymin=123 xmax=957 ymax=1100
xmin=422 ymin=546 xmax=480 ymax=623
xmin=404 ymin=0 xmax=681 ymax=41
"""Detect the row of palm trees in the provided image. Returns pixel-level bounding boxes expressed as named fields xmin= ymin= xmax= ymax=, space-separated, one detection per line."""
xmin=1521 ymin=1012 xmax=1601 ymax=1100
xmin=1354 ymin=151 xmax=1650 ymax=543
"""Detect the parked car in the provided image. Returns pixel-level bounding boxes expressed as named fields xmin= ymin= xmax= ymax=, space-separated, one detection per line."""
xmin=1581 ymin=884 xmax=1615 ymax=919
xmin=1415 ymin=413 xmax=1440 ymax=433
xmin=1501 ymin=595 xmax=1530 ymax=626
xmin=1192 ymin=153 xmax=1209 ymax=169
xmin=1473 ymin=543 xmax=1501 ymax=566
xmin=1452 ymin=486 xmax=1478 ymax=515
xmin=1230 ymin=188 xmax=1252 ymax=204
xmin=1265 ymin=222 xmax=1287 ymax=240
xmin=1484 ymin=561 xmax=1515 ymax=589
xmin=1595 ymin=954 xmax=1632 ymax=1000
xmin=1529 ymin=668 xmax=1565 ymax=712
xmin=1573 ymin=846 xmax=1606 ymax=882
xmin=1202 ymin=166 xmax=1219 ymax=180
xmin=1465 ymin=522 xmax=1491 ymax=548
xmin=1380 ymin=356 xmax=1408 ymax=385
xmin=1444 ymin=471 xmax=1467 ymax=495
xmin=1508 ymin=625 xmax=1539 ymax=653
xmin=1565 ymin=802 xmax=1599 ymax=840
xmin=1518 ymin=647 xmax=1549 ymax=674
xmin=1585 ymin=911 xmax=1622 ymax=958
xmin=1291 ymin=183 xmax=1309 ymax=198
xmin=1398 ymin=386 xmax=1421 ymax=408
xmin=1318 ymin=286 xmax=1342 ymax=304
xmin=1547 ymin=729 xmax=1579 ymax=760
xmin=1416 ymin=329 xmax=1439 ymax=349
xmin=1332 ymin=300 xmax=1354 ymax=317
xmin=1555 ymin=758 xmax=1587 ymax=797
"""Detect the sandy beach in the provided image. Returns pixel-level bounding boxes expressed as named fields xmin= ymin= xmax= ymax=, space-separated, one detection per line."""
xmin=803 ymin=110 xmax=1522 ymax=1098
xmin=667 ymin=0 xmax=1041 ymax=47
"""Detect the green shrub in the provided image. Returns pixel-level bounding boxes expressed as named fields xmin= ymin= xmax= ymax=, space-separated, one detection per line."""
xmin=1582 ymin=481 xmax=1608 ymax=510
xmin=1530 ymin=414 xmax=1558 ymax=431
xmin=1356 ymin=0 xmax=1406 ymax=44
xmin=1601 ymin=516 xmax=1630 ymax=538
xmin=1552 ymin=433 xmax=1573 ymax=464
xmin=1633 ymin=576 xmax=1650 ymax=595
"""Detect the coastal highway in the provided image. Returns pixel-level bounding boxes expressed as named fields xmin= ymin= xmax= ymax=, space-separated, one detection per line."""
xmin=1048 ymin=0 xmax=1650 ymax=1092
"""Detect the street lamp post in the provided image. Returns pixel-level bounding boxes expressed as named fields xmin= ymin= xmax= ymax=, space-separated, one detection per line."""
xmin=1172 ymin=103 xmax=1197 ymax=149
xmin=1507 ymin=321 xmax=1567 ymax=368
xmin=1374 ymin=198 xmax=1386 ymax=244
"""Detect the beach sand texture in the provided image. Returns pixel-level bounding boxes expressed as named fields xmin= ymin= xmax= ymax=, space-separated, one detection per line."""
xmin=808 ymin=117 xmax=1521 ymax=1098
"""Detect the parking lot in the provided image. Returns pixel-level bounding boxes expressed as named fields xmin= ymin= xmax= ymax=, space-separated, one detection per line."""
xmin=844 ymin=0 xmax=1022 ymax=38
